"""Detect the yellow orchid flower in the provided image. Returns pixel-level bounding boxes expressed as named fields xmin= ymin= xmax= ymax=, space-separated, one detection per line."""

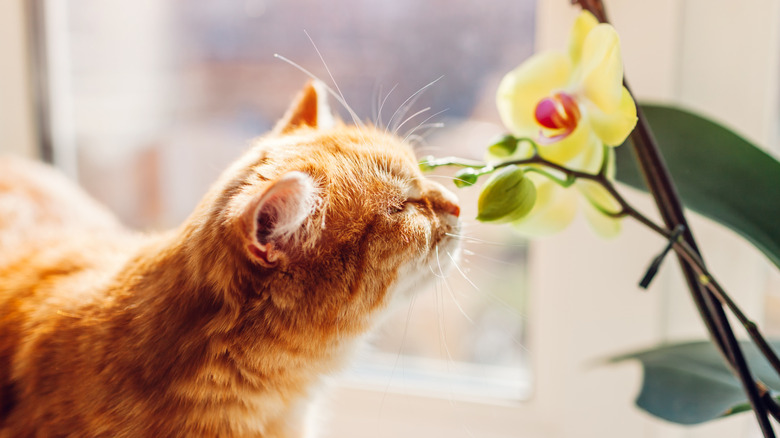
xmin=490 ymin=10 xmax=636 ymax=237
xmin=511 ymin=144 xmax=623 ymax=238
xmin=496 ymin=11 xmax=637 ymax=158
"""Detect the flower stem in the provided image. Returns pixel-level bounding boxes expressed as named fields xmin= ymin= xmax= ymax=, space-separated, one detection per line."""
xmin=574 ymin=1 xmax=776 ymax=434
xmin=607 ymin=184 xmax=780 ymax=380
xmin=427 ymin=145 xmax=780 ymax=421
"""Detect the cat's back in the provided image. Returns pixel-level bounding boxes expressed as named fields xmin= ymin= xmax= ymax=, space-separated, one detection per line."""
xmin=0 ymin=157 xmax=143 ymax=431
xmin=0 ymin=156 xmax=122 ymax=265
xmin=0 ymin=155 xmax=136 ymax=312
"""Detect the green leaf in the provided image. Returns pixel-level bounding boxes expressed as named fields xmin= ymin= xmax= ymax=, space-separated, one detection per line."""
xmin=610 ymin=340 xmax=780 ymax=425
xmin=615 ymin=104 xmax=780 ymax=269
xmin=728 ymin=395 xmax=780 ymax=417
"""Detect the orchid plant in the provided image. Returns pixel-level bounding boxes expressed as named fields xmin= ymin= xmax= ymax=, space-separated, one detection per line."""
xmin=421 ymin=2 xmax=780 ymax=435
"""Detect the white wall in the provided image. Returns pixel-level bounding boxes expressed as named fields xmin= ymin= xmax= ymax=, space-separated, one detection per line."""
xmin=0 ymin=0 xmax=37 ymax=158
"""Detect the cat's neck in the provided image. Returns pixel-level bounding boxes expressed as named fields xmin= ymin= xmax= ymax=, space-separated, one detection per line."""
xmin=81 ymin=229 xmax=347 ymax=435
xmin=111 ymin=226 xmax=355 ymax=397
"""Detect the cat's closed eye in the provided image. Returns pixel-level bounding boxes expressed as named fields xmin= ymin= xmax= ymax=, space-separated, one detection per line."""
xmin=387 ymin=202 xmax=407 ymax=215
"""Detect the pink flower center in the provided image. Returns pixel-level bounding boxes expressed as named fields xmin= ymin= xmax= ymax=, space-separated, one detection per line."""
xmin=534 ymin=92 xmax=581 ymax=142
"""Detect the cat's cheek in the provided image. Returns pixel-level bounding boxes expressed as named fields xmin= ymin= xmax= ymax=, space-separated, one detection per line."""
xmin=375 ymin=263 xmax=429 ymax=322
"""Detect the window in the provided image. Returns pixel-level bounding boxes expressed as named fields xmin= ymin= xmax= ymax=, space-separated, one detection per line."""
xmin=34 ymin=0 xmax=537 ymax=407
xmin=16 ymin=1 xmax=780 ymax=437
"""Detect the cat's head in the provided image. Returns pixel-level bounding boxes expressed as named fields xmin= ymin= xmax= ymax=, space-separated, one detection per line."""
xmin=191 ymin=81 xmax=460 ymax=336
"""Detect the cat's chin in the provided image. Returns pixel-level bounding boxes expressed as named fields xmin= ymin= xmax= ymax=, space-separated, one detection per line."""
xmin=380 ymin=232 xmax=461 ymax=317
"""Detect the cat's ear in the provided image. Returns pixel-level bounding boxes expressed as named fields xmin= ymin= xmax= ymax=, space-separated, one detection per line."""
xmin=274 ymin=80 xmax=335 ymax=134
xmin=241 ymin=172 xmax=319 ymax=267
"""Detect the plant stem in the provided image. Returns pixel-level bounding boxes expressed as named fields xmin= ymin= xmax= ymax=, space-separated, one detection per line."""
xmin=428 ymin=147 xmax=780 ymax=423
xmin=573 ymin=0 xmax=775 ymax=434
xmin=614 ymin=193 xmax=780 ymax=381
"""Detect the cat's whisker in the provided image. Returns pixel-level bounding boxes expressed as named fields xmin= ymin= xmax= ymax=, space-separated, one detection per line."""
xmin=443 ymin=243 xmax=532 ymax=352
xmin=409 ymin=126 xmax=446 ymax=147
xmin=303 ymin=31 xmax=364 ymax=130
xmin=460 ymin=259 xmax=521 ymax=283
xmin=386 ymin=76 xmax=443 ymax=135
xmin=445 ymin=232 xmax=528 ymax=248
xmin=446 ymin=265 xmax=529 ymax=351
xmin=371 ymin=81 xmax=383 ymax=128
xmin=378 ymin=293 xmax=418 ymax=415
xmin=428 ymin=264 xmax=448 ymax=279
xmin=424 ymin=174 xmax=473 ymax=183
xmin=405 ymin=135 xmax=427 ymax=148
xmin=402 ymin=112 xmax=447 ymax=144
xmin=436 ymin=286 xmax=458 ymax=366
xmin=393 ymin=107 xmax=431 ymax=136
xmin=434 ymin=247 xmax=457 ymax=366
xmin=403 ymin=126 xmax=446 ymax=148
xmin=376 ymin=83 xmax=398 ymax=130
xmin=405 ymin=122 xmax=446 ymax=137
xmin=446 ymin=250 xmax=481 ymax=297
xmin=441 ymin=251 xmax=475 ymax=324
xmin=273 ymin=53 xmax=356 ymax=123
xmin=389 ymin=91 xmax=425 ymax=135
xmin=462 ymin=248 xmax=524 ymax=267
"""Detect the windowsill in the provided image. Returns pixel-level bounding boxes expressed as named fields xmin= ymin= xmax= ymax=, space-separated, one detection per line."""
xmin=336 ymin=352 xmax=533 ymax=405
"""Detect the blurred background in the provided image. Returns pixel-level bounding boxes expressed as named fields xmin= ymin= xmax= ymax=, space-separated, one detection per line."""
xmin=1 ymin=1 xmax=780 ymax=437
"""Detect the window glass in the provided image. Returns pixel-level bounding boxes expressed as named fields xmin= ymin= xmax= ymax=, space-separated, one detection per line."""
xmin=57 ymin=0 xmax=536 ymax=401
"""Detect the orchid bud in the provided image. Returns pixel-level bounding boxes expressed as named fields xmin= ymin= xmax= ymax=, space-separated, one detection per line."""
xmin=454 ymin=168 xmax=479 ymax=188
xmin=418 ymin=156 xmax=437 ymax=172
xmin=476 ymin=165 xmax=536 ymax=223
xmin=487 ymin=134 xmax=519 ymax=157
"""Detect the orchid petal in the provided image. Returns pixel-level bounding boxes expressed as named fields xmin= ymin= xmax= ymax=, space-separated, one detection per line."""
xmin=497 ymin=52 xmax=572 ymax=136
xmin=569 ymin=11 xmax=599 ymax=66
xmin=538 ymin=120 xmax=598 ymax=165
xmin=587 ymin=87 xmax=638 ymax=146
xmin=567 ymin=140 xmax=615 ymax=176
xmin=580 ymin=25 xmax=624 ymax=114
xmin=510 ymin=175 xmax=578 ymax=236
xmin=583 ymin=200 xmax=622 ymax=238
xmin=577 ymin=154 xmax=622 ymax=239
xmin=577 ymin=179 xmax=620 ymax=215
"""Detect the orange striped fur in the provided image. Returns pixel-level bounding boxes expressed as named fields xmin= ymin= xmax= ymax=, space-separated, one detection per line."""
xmin=0 ymin=82 xmax=460 ymax=437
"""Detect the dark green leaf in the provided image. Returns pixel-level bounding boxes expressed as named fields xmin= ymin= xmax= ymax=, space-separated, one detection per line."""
xmin=615 ymin=104 xmax=780 ymax=269
xmin=610 ymin=340 xmax=780 ymax=424
xmin=727 ymin=395 xmax=780 ymax=417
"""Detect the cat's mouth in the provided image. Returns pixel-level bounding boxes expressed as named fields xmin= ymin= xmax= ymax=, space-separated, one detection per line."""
xmin=428 ymin=216 xmax=461 ymax=276
xmin=430 ymin=184 xmax=462 ymax=267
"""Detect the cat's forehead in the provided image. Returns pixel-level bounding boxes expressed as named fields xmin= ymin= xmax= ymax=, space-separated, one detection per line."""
xmin=296 ymin=129 xmax=419 ymax=178
xmin=337 ymin=139 xmax=420 ymax=190
xmin=250 ymin=126 xmax=423 ymax=201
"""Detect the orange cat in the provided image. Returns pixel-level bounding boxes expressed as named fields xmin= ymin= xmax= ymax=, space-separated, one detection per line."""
xmin=0 ymin=82 xmax=461 ymax=437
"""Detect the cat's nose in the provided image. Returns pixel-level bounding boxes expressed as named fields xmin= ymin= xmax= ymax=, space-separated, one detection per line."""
xmin=435 ymin=198 xmax=460 ymax=217
xmin=425 ymin=181 xmax=460 ymax=218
